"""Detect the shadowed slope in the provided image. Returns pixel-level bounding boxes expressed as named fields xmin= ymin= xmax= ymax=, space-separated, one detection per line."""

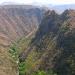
xmin=19 ymin=9 xmax=75 ymax=75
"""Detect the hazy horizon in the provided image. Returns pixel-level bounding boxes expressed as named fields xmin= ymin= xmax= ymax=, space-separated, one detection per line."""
xmin=0 ymin=0 xmax=75 ymax=5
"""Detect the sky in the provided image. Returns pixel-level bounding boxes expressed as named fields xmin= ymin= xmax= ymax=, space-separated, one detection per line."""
xmin=0 ymin=0 xmax=75 ymax=5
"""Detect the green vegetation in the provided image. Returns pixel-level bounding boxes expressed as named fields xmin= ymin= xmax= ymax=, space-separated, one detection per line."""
xmin=9 ymin=44 xmax=19 ymax=63
xmin=60 ymin=23 xmax=70 ymax=33
xmin=9 ymin=36 xmax=57 ymax=75
xmin=9 ymin=37 xmax=32 ymax=60
xmin=31 ymin=70 xmax=57 ymax=75
xmin=9 ymin=37 xmax=32 ymax=75
xmin=19 ymin=62 xmax=26 ymax=75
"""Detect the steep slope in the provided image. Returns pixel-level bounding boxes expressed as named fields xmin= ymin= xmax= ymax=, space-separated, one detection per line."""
xmin=0 ymin=5 xmax=45 ymax=75
xmin=0 ymin=5 xmax=45 ymax=47
xmin=19 ymin=9 xmax=75 ymax=75
xmin=19 ymin=10 xmax=62 ymax=75
xmin=54 ymin=9 xmax=75 ymax=75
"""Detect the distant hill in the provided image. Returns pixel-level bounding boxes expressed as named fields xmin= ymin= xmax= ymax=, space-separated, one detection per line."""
xmin=48 ymin=4 xmax=75 ymax=13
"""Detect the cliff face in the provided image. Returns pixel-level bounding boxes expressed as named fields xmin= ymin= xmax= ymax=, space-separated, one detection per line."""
xmin=19 ymin=9 xmax=75 ymax=75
